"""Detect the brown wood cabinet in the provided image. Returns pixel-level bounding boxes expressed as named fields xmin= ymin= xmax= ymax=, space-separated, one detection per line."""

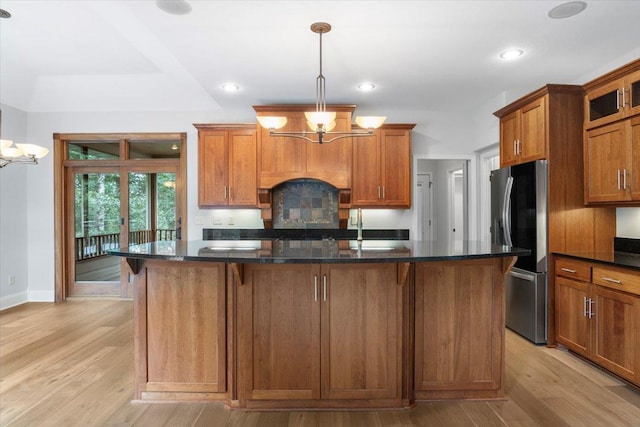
xmin=495 ymin=84 xmax=616 ymax=345
xmin=414 ymin=258 xmax=512 ymax=400
xmin=195 ymin=124 xmax=257 ymax=207
xmin=237 ymin=262 xmax=403 ymax=409
xmin=134 ymin=260 xmax=228 ymax=400
xmin=254 ymin=105 xmax=355 ymax=190
xmin=584 ymin=60 xmax=640 ymax=129
xmin=584 ymin=115 xmax=640 ymax=204
xmin=555 ymin=257 xmax=640 ymax=386
xmin=352 ymin=124 xmax=414 ymax=208
xmin=498 ymin=97 xmax=546 ymax=167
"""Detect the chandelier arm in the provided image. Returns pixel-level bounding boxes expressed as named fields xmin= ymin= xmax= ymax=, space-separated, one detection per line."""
xmin=0 ymin=156 xmax=39 ymax=168
xmin=268 ymin=129 xmax=374 ymax=145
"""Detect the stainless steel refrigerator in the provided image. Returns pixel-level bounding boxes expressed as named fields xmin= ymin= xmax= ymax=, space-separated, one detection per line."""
xmin=490 ymin=160 xmax=548 ymax=344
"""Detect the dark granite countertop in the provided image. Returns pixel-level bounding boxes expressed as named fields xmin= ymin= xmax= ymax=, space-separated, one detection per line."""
xmin=553 ymin=237 xmax=640 ymax=271
xmin=108 ymin=239 xmax=529 ymax=264
xmin=553 ymin=251 xmax=640 ymax=271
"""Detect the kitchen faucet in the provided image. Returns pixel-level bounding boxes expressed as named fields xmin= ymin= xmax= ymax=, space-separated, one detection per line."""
xmin=357 ymin=208 xmax=363 ymax=241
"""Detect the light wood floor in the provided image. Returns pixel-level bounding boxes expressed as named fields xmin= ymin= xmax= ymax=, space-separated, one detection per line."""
xmin=1 ymin=301 xmax=639 ymax=427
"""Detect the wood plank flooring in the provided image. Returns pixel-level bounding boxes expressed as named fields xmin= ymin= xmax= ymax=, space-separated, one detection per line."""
xmin=1 ymin=300 xmax=640 ymax=426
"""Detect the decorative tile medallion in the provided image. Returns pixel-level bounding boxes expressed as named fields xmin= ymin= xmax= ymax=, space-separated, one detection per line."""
xmin=272 ymin=179 xmax=339 ymax=229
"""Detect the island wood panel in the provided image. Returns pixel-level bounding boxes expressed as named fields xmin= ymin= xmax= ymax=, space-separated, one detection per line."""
xmin=137 ymin=260 xmax=227 ymax=399
xmin=414 ymin=258 xmax=505 ymax=400
xmin=237 ymin=264 xmax=321 ymax=402
xmin=320 ymin=263 xmax=402 ymax=400
xmin=592 ymin=285 xmax=640 ymax=384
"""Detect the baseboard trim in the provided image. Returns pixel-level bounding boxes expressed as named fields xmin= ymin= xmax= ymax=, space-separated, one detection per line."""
xmin=0 ymin=290 xmax=29 ymax=311
xmin=28 ymin=289 xmax=55 ymax=302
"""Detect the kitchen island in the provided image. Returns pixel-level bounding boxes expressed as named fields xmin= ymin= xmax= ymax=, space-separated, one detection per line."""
xmin=109 ymin=239 xmax=528 ymax=409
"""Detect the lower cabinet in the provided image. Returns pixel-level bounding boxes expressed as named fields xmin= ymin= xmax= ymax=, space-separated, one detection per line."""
xmin=237 ymin=263 xmax=403 ymax=409
xmin=413 ymin=258 xmax=508 ymax=400
xmin=555 ymin=257 xmax=640 ymax=386
xmin=134 ymin=260 xmax=228 ymax=400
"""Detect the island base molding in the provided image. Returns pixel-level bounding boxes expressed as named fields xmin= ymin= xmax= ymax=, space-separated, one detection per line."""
xmin=130 ymin=256 xmax=515 ymax=409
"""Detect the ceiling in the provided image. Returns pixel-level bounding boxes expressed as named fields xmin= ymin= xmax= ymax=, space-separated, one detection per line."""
xmin=1 ymin=1 xmax=639 ymax=116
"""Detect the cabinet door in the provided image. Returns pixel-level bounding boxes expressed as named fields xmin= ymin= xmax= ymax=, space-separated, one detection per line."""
xmin=628 ymin=70 xmax=640 ymax=117
xmin=198 ymin=130 xmax=228 ymax=207
xmin=145 ymin=262 xmax=227 ymax=393
xmin=414 ymin=259 xmax=503 ymax=394
xmin=320 ymin=263 xmax=401 ymax=400
xmin=592 ymin=285 xmax=640 ymax=384
xmin=630 ymin=116 xmax=640 ymax=200
xmin=239 ymin=264 xmax=321 ymax=401
xmin=500 ymin=110 xmax=519 ymax=167
xmin=555 ymin=276 xmax=591 ymax=357
xmin=352 ymin=132 xmax=382 ymax=206
xmin=584 ymin=121 xmax=628 ymax=203
xmin=585 ymin=79 xmax=625 ymax=129
xmin=381 ymin=129 xmax=411 ymax=207
xmin=519 ymin=97 xmax=546 ymax=163
xmin=228 ymin=129 xmax=257 ymax=206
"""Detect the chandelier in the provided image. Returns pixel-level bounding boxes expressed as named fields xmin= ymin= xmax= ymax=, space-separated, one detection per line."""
xmin=0 ymin=112 xmax=49 ymax=168
xmin=256 ymin=22 xmax=386 ymax=144
xmin=0 ymin=139 xmax=49 ymax=168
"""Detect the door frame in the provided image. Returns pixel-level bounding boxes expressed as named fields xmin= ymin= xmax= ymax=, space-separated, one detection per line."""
xmin=54 ymin=133 xmax=187 ymax=301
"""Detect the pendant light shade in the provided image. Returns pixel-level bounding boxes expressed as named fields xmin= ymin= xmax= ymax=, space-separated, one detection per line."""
xmin=257 ymin=22 xmax=386 ymax=144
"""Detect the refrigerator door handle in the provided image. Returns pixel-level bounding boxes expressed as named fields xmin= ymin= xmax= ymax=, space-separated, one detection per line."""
xmin=509 ymin=270 xmax=535 ymax=282
xmin=503 ymin=176 xmax=514 ymax=247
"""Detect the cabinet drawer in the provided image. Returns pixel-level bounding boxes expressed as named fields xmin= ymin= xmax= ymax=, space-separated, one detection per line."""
xmin=555 ymin=258 xmax=591 ymax=282
xmin=593 ymin=266 xmax=640 ymax=295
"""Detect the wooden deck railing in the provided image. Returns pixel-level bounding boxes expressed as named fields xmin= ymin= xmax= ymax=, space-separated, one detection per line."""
xmin=75 ymin=229 xmax=176 ymax=261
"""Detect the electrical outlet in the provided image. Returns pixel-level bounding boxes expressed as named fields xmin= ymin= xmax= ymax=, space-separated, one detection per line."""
xmin=350 ymin=215 xmax=357 ymax=225
xmin=213 ymin=216 xmax=222 ymax=225
xmin=8 ymin=276 xmax=16 ymax=286
xmin=228 ymin=216 xmax=234 ymax=225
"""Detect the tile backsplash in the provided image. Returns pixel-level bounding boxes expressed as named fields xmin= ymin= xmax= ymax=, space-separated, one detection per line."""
xmin=272 ymin=179 xmax=339 ymax=229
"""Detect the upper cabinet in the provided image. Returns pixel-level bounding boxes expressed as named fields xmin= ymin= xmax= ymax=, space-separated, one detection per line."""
xmin=352 ymin=124 xmax=415 ymax=208
xmin=584 ymin=116 xmax=640 ymax=204
xmin=584 ymin=63 xmax=640 ymax=129
xmin=498 ymin=97 xmax=546 ymax=167
xmin=254 ymin=105 xmax=355 ymax=190
xmin=582 ymin=59 xmax=640 ymax=206
xmin=195 ymin=124 xmax=258 ymax=208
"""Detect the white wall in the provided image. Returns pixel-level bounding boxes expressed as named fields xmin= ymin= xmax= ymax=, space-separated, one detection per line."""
xmin=0 ymin=105 xmax=30 ymax=309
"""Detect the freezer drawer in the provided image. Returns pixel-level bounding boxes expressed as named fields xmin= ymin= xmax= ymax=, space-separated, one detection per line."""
xmin=505 ymin=268 xmax=547 ymax=344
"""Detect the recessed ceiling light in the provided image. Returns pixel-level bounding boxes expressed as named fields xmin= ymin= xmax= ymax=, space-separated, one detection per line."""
xmin=221 ymin=83 xmax=240 ymax=92
xmin=548 ymin=1 xmax=587 ymax=19
xmin=156 ymin=0 xmax=192 ymax=15
xmin=499 ymin=49 xmax=524 ymax=60
xmin=0 ymin=8 xmax=11 ymax=18
xmin=357 ymin=82 xmax=376 ymax=92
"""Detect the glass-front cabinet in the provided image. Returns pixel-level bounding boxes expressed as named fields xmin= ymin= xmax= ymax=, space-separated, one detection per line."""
xmin=585 ymin=68 xmax=640 ymax=129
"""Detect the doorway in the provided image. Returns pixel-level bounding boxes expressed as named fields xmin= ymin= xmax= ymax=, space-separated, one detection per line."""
xmin=54 ymin=133 xmax=187 ymax=300
xmin=416 ymin=159 xmax=469 ymax=242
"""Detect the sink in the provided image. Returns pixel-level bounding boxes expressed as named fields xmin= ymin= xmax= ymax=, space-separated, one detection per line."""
xmin=349 ymin=240 xmax=408 ymax=251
